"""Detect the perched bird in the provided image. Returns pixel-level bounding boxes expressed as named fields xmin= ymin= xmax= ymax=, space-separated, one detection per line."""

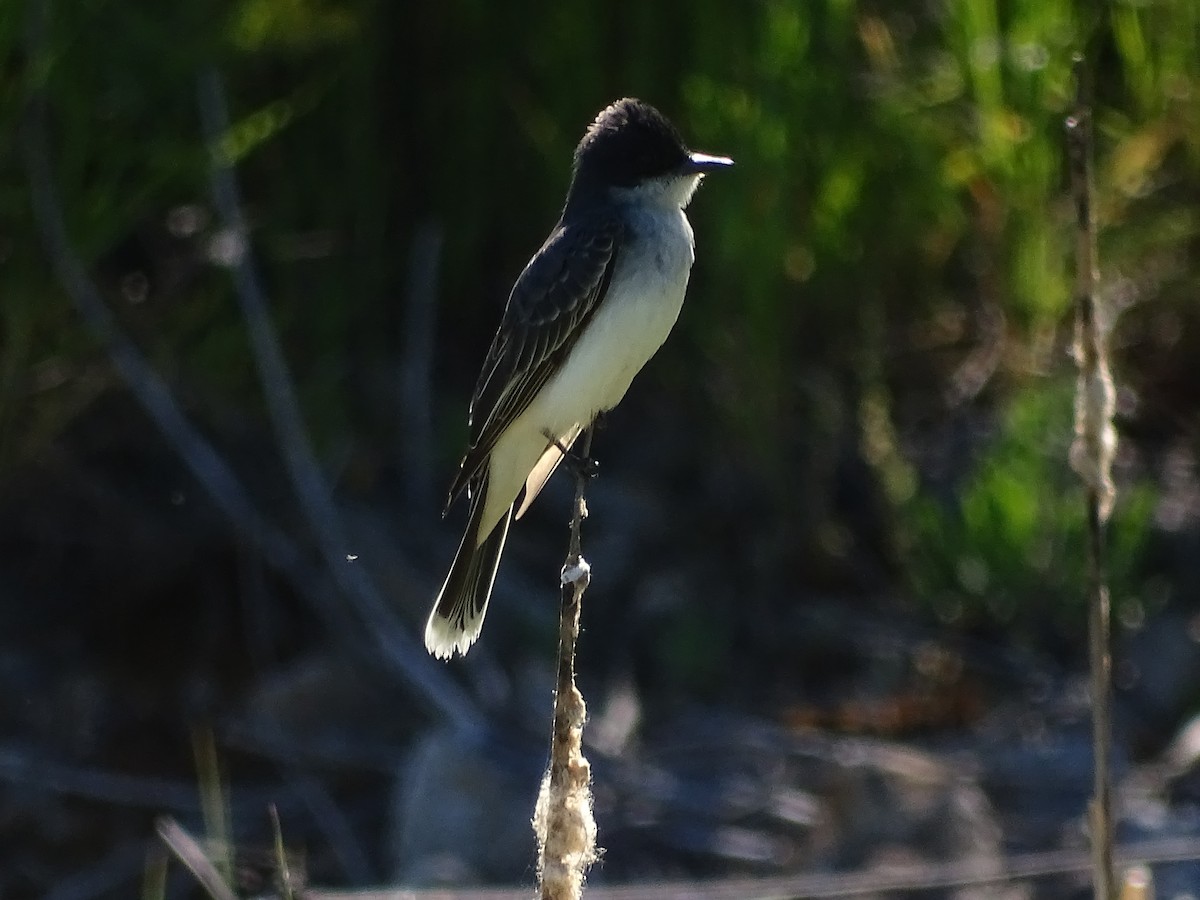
xmin=425 ymin=98 xmax=732 ymax=659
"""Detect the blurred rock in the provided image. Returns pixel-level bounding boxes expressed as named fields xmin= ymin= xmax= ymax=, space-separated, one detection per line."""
xmin=389 ymin=728 xmax=543 ymax=885
xmin=1117 ymin=607 xmax=1200 ymax=755
xmin=387 ymin=712 xmax=1021 ymax=897
xmin=1118 ymin=725 xmax=1200 ymax=900
xmin=617 ymin=712 xmax=1018 ymax=898
xmin=966 ymin=718 xmax=1105 ymax=855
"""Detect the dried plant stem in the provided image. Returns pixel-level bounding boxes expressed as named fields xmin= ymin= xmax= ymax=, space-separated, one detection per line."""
xmin=155 ymin=819 xmax=238 ymax=900
xmin=535 ymin=428 xmax=598 ymax=900
xmin=1066 ymin=56 xmax=1117 ymax=900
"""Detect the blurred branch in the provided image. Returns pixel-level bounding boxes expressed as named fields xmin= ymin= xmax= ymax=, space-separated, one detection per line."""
xmin=270 ymin=805 xmax=302 ymax=900
xmin=304 ymin=836 xmax=1200 ymax=899
xmin=194 ymin=68 xmax=481 ymax=732
xmin=22 ymin=12 xmax=474 ymax=730
xmin=220 ymin=717 xmax=399 ymax=775
xmin=945 ymin=301 xmax=1005 ymax=407
xmin=19 ymin=8 xmax=394 ymax=703
xmin=1066 ymin=55 xmax=1117 ymax=900
xmin=285 ymin=772 xmax=373 ymax=885
xmin=42 ymin=842 xmax=145 ymax=900
xmin=252 ymin=723 xmax=376 ymax=884
xmin=0 ymin=742 xmax=288 ymax=813
xmin=400 ymin=223 xmax=442 ymax=512
xmin=535 ymin=428 xmax=597 ymax=900
xmin=23 ymin=0 xmax=478 ymax=729
xmin=156 ymin=819 xmax=239 ymax=900
xmin=20 ymin=14 xmax=301 ymax=589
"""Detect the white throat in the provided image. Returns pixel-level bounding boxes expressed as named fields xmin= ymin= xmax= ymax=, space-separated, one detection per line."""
xmin=611 ymin=173 xmax=704 ymax=210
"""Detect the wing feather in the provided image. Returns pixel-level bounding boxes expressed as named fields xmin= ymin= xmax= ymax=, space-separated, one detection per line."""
xmin=445 ymin=213 xmax=622 ymax=507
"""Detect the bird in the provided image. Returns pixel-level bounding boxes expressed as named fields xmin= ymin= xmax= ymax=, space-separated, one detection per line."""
xmin=425 ymin=97 xmax=732 ymax=659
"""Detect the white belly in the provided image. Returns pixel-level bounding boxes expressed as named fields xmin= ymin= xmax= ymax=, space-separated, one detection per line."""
xmin=480 ymin=205 xmax=696 ymax=536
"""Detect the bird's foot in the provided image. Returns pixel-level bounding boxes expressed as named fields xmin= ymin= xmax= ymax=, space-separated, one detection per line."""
xmin=564 ymin=451 xmax=600 ymax=480
xmin=545 ymin=430 xmax=599 ymax=480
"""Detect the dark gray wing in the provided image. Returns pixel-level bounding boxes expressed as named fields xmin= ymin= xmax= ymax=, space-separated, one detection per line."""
xmin=445 ymin=212 xmax=623 ymax=508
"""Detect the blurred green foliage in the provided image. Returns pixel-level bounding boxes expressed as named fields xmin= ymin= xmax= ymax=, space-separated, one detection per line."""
xmin=4 ymin=0 xmax=1199 ymax=641
xmin=904 ymin=380 xmax=1157 ymax=642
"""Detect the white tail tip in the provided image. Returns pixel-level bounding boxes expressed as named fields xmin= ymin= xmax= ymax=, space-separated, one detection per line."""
xmin=424 ymin=611 xmax=483 ymax=660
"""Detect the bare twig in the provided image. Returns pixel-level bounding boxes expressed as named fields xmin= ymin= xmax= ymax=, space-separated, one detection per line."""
xmin=195 ymin=68 xmax=480 ymax=732
xmin=535 ymin=428 xmax=598 ymax=900
xmin=1066 ymin=55 xmax=1117 ymax=900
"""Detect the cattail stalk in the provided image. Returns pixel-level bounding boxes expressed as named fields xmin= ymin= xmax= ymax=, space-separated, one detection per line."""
xmin=535 ymin=429 xmax=598 ymax=900
xmin=1066 ymin=55 xmax=1117 ymax=900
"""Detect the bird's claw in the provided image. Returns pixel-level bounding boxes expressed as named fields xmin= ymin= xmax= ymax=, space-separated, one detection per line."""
xmin=565 ymin=453 xmax=600 ymax=480
xmin=544 ymin=430 xmax=599 ymax=480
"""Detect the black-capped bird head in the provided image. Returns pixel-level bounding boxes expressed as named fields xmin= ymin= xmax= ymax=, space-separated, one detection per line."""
xmin=568 ymin=98 xmax=732 ymax=208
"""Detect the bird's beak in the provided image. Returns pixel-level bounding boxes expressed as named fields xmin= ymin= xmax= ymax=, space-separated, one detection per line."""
xmin=683 ymin=151 xmax=734 ymax=174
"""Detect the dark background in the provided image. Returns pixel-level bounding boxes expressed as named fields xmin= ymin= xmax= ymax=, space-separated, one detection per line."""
xmin=3 ymin=0 xmax=1200 ymax=896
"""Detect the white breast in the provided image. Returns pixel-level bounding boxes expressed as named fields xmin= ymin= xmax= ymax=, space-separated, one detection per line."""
xmin=478 ymin=200 xmax=697 ymax=538
xmin=544 ymin=203 xmax=696 ymax=422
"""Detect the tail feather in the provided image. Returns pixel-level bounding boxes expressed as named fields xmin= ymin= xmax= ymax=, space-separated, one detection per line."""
xmin=425 ymin=475 xmax=512 ymax=659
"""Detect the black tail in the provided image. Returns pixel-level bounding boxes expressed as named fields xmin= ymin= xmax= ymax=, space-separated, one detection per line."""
xmin=425 ymin=475 xmax=512 ymax=659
